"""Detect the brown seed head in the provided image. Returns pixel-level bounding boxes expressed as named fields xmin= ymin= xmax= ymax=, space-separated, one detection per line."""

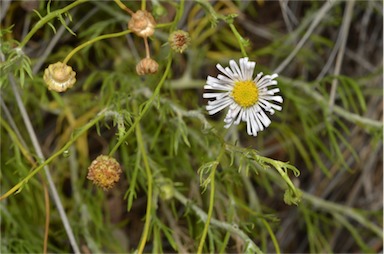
xmin=87 ymin=155 xmax=122 ymax=191
xmin=136 ymin=58 xmax=159 ymax=75
xmin=128 ymin=10 xmax=156 ymax=38
xmin=169 ymin=30 xmax=191 ymax=53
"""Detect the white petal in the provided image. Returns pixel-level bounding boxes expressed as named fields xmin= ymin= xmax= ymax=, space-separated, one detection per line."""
xmin=217 ymin=74 xmax=235 ymax=84
xmin=228 ymin=105 xmax=241 ymax=119
xmin=234 ymin=109 xmax=243 ymax=125
xmin=203 ymin=92 xmax=229 ymax=99
xmin=249 ymin=110 xmax=259 ymax=136
xmin=260 ymin=88 xmax=280 ymax=95
xmin=225 ymin=67 xmax=237 ymax=80
xmin=206 ymin=98 xmax=232 ymax=115
xmin=260 ymin=95 xmax=283 ymax=104
xmin=259 ymin=98 xmax=283 ymax=111
xmin=250 ymin=106 xmax=264 ymax=131
xmin=230 ymin=60 xmax=242 ymax=80
xmin=254 ymin=72 xmax=263 ymax=83
xmin=216 ymin=64 xmax=233 ymax=78
xmin=204 ymin=84 xmax=232 ymax=91
xmin=258 ymin=110 xmax=271 ymax=127
xmin=245 ymin=110 xmax=253 ymax=136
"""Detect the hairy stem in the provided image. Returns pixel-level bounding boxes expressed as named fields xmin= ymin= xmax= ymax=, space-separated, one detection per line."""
xmin=197 ymin=147 xmax=225 ymax=254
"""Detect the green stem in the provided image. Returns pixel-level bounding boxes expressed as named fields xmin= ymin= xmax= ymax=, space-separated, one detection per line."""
xmin=197 ymin=146 xmax=225 ymax=254
xmin=20 ymin=0 xmax=88 ymax=48
xmin=135 ymin=120 xmax=153 ymax=254
xmin=0 ymin=111 xmax=105 ymax=201
xmin=0 ymin=118 xmax=31 ymax=161
xmin=229 ymin=23 xmax=247 ymax=57
xmin=262 ymin=219 xmax=281 ymax=254
xmin=108 ymin=53 xmax=173 ymax=156
xmin=63 ymin=29 xmax=132 ymax=64
xmin=173 ymin=0 xmax=185 ymax=29
xmin=113 ymin=0 xmax=134 ymax=15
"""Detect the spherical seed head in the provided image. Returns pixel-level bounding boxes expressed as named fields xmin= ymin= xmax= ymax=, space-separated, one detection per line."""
xmin=128 ymin=10 xmax=156 ymax=38
xmin=87 ymin=155 xmax=122 ymax=191
xmin=43 ymin=62 xmax=76 ymax=92
xmin=168 ymin=30 xmax=191 ymax=53
xmin=136 ymin=58 xmax=159 ymax=75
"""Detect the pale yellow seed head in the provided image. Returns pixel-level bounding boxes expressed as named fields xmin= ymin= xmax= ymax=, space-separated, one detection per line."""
xmin=43 ymin=62 xmax=76 ymax=92
xmin=232 ymin=80 xmax=259 ymax=108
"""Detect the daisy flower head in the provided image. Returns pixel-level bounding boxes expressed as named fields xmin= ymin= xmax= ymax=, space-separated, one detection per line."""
xmin=203 ymin=57 xmax=283 ymax=136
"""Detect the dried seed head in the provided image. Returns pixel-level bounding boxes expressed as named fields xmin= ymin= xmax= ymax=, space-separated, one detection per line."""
xmin=128 ymin=10 xmax=156 ymax=38
xmin=43 ymin=62 xmax=76 ymax=92
xmin=169 ymin=30 xmax=191 ymax=53
xmin=136 ymin=58 xmax=159 ymax=75
xmin=87 ymin=155 xmax=122 ymax=191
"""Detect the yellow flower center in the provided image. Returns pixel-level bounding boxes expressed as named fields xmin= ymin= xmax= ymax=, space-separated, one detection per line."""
xmin=232 ymin=80 xmax=259 ymax=108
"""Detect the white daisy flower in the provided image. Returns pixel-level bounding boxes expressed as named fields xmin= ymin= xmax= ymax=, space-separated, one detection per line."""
xmin=203 ymin=57 xmax=283 ymax=136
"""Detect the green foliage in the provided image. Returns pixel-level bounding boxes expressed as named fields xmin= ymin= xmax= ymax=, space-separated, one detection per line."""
xmin=1 ymin=1 xmax=382 ymax=253
xmin=0 ymin=29 xmax=33 ymax=88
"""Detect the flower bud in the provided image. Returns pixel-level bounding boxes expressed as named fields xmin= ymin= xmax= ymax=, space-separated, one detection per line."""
xmin=87 ymin=155 xmax=122 ymax=191
xmin=128 ymin=10 xmax=156 ymax=38
xmin=168 ymin=30 xmax=190 ymax=53
xmin=158 ymin=180 xmax=174 ymax=201
xmin=136 ymin=58 xmax=159 ymax=75
xmin=43 ymin=62 xmax=76 ymax=92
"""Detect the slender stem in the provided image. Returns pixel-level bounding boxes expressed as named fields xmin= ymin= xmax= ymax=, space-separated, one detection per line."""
xmin=109 ymin=53 xmax=173 ymax=156
xmin=141 ymin=0 xmax=146 ymax=11
xmin=229 ymin=23 xmax=247 ymax=57
xmin=144 ymin=37 xmax=150 ymax=58
xmin=262 ymin=219 xmax=281 ymax=254
xmin=113 ymin=0 xmax=134 ymax=15
xmin=173 ymin=0 xmax=185 ymax=29
xmin=43 ymin=178 xmax=50 ymax=254
xmin=273 ymin=0 xmax=337 ymax=74
xmin=19 ymin=0 xmax=88 ymax=48
xmin=135 ymin=121 xmax=153 ymax=254
xmin=63 ymin=29 xmax=132 ymax=64
xmin=197 ymin=147 xmax=225 ymax=254
xmin=0 ymin=117 xmax=33 ymax=164
xmin=328 ymin=0 xmax=355 ymax=110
